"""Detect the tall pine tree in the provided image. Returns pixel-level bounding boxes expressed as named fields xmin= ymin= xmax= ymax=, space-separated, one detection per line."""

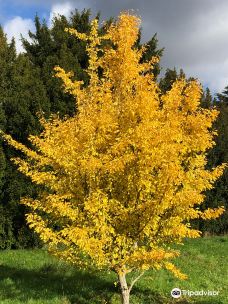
xmin=22 ymin=10 xmax=92 ymax=117
xmin=201 ymin=87 xmax=213 ymax=109
xmin=200 ymin=98 xmax=228 ymax=234
xmin=0 ymin=26 xmax=50 ymax=248
xmin=159 ymin=68 xmax=186 ymax=93
xmin=0 ymin=27 xmax=15 ymax=248
xmin=216 ymin=85 xmax=228 ymax=104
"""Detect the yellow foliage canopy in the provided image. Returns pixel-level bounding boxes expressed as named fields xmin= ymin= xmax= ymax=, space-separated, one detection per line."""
xmin=2 ymin=14 xmax=225 ymax=279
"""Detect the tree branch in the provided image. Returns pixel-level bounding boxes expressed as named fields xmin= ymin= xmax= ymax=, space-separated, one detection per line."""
xmin=129 ymin=271 xmax=145 ymax=293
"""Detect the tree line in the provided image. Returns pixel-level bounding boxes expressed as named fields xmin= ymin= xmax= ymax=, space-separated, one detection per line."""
xmin=0 ymin=9 xmax=227 ymax=249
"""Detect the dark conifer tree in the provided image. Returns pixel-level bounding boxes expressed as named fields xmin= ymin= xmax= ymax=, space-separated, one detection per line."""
xmin=200 ymin=87 xmax=213 ymax=109
xmin=0 ymin=28 xmax=16 ymax=248
xmin=135 ymin=31 xmax=164 ymax=78
xmin=0 ymin=27 xmax=50 ymax=248
xmin=159 ymin=67 xmax=186 ymax=93
xmin=200 ymin=98 xmax=228 ymax=234
xmin=22 ymin=10 xmax=92 ymax=117
xmin=216 ymin=85 xmax=228 ymax=104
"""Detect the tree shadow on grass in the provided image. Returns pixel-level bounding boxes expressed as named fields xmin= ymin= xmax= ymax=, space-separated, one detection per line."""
xmin=0 ymin=264 xmax=116 ymax=303
xmin=0 ymin=264 xmax=224 ymax=304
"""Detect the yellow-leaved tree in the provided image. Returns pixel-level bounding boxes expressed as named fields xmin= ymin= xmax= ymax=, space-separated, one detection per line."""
xmin=2 ymin=13 xmax=225 ymax=304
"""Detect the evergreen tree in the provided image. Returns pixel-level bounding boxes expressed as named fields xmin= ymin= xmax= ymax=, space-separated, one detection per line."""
xmin=216 ymin=85 xmax=228 ymax=104
xmin=159 ymin=68 xmax=186 ymax=93
xmin=199 ymin=100 xmax=228 ymax=234
xmin=0 ymin=27 xmax=7 ymax=182
xmin=135 ymin=31 xmax=164 ymax=78
xmin=22 ymin=10 xmax=92 ymax=117
xmin=0 ymin=25 xmax=50 ymax=248
xmin=2 ymin=52 xmax=50 ymax=247
xmin=0 ymin=27 xmax=15 ymax=248
xmin=200 ymin=87 xmax=213 ymax=109
xmin=3 ymin=54 xmax=50 ymax=141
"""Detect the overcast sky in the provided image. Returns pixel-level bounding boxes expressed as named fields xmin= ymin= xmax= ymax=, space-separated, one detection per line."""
xmin=1 ymin=0 xmax=228 ymax=94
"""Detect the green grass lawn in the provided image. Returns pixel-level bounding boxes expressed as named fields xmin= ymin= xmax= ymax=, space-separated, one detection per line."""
xmin=0 ymin=236 xmax=227 ymax=304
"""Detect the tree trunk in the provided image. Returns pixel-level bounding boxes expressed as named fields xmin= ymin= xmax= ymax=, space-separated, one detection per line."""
xmin=118 ymin=273 xmax=130 ymax=304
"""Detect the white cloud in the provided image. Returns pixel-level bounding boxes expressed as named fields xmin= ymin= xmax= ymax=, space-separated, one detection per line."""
xmin=48 ymin=1 xmax=91 ymax=26
xmin=3 ymin=1 xmax=89 ymax=53
xmin=49 ymin=2 xmax=74 ymax=26
xmin=4 ymin=16 xmax=34 ymax=53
